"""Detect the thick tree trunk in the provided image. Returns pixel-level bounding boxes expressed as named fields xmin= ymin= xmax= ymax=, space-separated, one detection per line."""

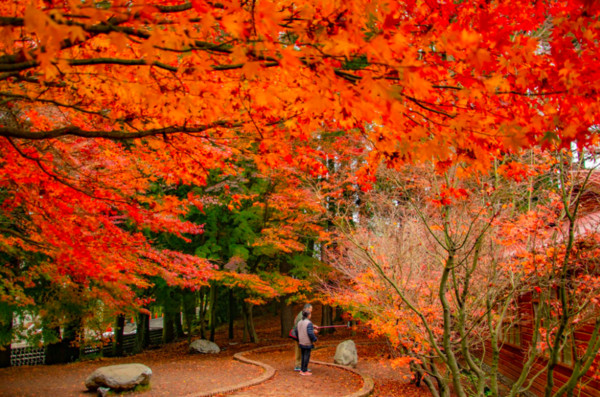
xmin=135 ymin=312 xmax=150 ymax=353
xmin=0 ymin=306 xmax=13 ymax=368
xmin=280 ymin=298 xmax=293 ymax=338
xmin=113 ymin=314 xmax=125 ymax=357
xmin=228 ymin=289 xmax=235 ymax=340
xmin=163 ymin=311 xmax=175 ymax=344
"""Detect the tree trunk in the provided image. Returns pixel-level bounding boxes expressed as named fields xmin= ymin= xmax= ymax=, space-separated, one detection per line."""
xmin=335 ymin=306 xmax=344 ymax=322
xmin=321 ymin=304 xmax=334 ymax=334
xmin=228 ymin=289 xmax=235 ymax=340
xmin=63 ymin=319 xmax=81 ymax=362
xmin=242 ymin=301 xmax=258 ymax=343
xmin=198 ymin=287 xmax=208 ymax=339
xmin=45 ymin=324 xmax=79 ymax=363
xmin=45 ymin=327 xmax=65 ymax=365
xmin=0 ymin=305 xmax=12 ymax=368
xmin=162 ymin=311 xmax=175 ymax=344
xmin=113 ymin=314 xmax=125 ymax=357
xmin=135 ymin=312 xmax=150 ymax=353
xmin=0 ymin=345 xmax=9 ymax=368
xmin=182 ymin=291 xmax=196 ymax=344
xmin=46 ymin=318 xmax=81 ymax=364
xmin=163 ymin=289 xmax=179 ymax=344
xmin=209 ymin=283 xmax=218 ymax=342
xmin=278 ymin=260 xmax=293 ymax=338
xmin=242 ymin=302 xmax=249 ymax=342
xmin=280 ymin=298 xmax=293 ymax=338
xmin=175 ymin=311 xmax=184 ymax=338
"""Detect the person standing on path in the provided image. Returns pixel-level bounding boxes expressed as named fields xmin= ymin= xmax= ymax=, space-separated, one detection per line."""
xmin=294 ymin=303 xmax=313 ymax=371
xmin=297 ymin=309 xmax=318 ymax=376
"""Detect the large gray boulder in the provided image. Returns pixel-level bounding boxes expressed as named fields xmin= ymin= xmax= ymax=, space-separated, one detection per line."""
xmin=189 ymin=339 xmax=221 ymax=354
xmin=85 ymin=363 xmax=152 ymax=391
xmin=334 ymin=340 xmax=358 ymax=367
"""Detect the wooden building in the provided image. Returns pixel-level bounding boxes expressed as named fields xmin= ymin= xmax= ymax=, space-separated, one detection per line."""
xmin=488 ymin=171 xmax=600 ymax=396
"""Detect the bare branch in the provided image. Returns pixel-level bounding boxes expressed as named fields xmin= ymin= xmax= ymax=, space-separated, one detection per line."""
xmin=0 ymin=121 xmax=242 ymax=140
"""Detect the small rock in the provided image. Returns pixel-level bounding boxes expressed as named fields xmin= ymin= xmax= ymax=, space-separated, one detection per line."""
xmin=334 ymin=340 xmax=358 ymax=367
xmin=85 ymin=363 xmax=152 ymax=391
xmin=97 ymin=386 xmax=110 ymax=397
xmin=189 ymin=339 xmax=221 ymax=354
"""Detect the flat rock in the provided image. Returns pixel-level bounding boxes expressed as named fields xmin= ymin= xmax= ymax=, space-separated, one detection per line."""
xmin=189 ymin=339 xmax=221 ymax=354
xmin=85 ymin=363 xmax=152 ymax=391
xmin=334 ymin=340 xmax=358 ymax=367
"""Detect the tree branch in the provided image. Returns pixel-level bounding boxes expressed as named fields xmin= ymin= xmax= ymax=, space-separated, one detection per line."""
xmin=68 ymin=58 xmax=178 ymax=72
xmin=0 ymin=227 xmax=45 ymax=248
xmin=154 ymin=2 xmax=225 ymax=12
xmin=154 ymin=2 xmax=194 ymax=12
xmin=0 ymin=121 xmax=242 ymax=140
xmin=0 ymin=17 xmax=23 ymax=27
xmin=0 ymin=92 xmax=108 ymax=117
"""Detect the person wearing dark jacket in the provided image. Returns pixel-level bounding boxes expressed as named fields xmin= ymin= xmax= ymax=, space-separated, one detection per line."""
xmin=297 ymin=309 xmax=318 ymax=376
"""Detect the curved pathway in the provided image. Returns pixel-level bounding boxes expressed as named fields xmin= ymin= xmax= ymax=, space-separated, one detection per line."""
xmin=204 ymin=344 xmax=373 ymax=397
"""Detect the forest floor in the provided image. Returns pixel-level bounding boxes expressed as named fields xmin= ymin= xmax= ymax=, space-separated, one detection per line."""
xmin=0 ymin=307 xmax=431 ymax=397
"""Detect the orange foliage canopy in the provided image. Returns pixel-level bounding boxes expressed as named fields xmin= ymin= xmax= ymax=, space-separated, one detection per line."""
xmin=0 ymin=1 xmax=599 ymax=307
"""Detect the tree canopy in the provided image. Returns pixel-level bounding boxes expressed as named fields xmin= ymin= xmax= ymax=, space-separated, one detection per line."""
xmin=1 ymin=0 xmax=599 ymax=356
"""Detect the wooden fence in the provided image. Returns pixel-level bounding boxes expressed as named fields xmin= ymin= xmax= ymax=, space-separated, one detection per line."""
xmin=10 ymin=329 xmax=163 ymax=367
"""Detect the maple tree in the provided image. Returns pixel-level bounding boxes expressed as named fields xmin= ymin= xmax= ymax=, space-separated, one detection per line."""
xmin=0 ymin=0 xmax=599 ymax=385
xmin=2 ymin=0 xmax=598 ymax=171
xmin=326 ymin=149 xmax=600 ymax=397
xmin=326 ymin=164 xmax=510 ymax=397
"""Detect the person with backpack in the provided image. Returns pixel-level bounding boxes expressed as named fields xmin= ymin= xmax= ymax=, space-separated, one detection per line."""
xmin=297 ymin=308 xmax=318 ymax=376
xmin=293 ymin=303 xmax=313 ymax=371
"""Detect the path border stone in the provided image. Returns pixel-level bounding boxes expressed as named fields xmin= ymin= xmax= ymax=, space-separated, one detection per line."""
xmin=181 ymin=343 xmax=374 ymax=397
xmin=311 ymin=358 xmax=374 ymax=397
xmin=312 ymin=342 xmax=376 ymax=397
xmin=182 ymin=345 xmax=278 ymax=397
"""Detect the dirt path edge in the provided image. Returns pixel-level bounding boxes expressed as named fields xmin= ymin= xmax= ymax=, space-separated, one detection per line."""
xmin=180 ymin=343 xmax=374 ymax=397
xmin=180 ymin=345 xmax=276 ymax=397
xmin=311 ymin=358 xmax=374 ymax=397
